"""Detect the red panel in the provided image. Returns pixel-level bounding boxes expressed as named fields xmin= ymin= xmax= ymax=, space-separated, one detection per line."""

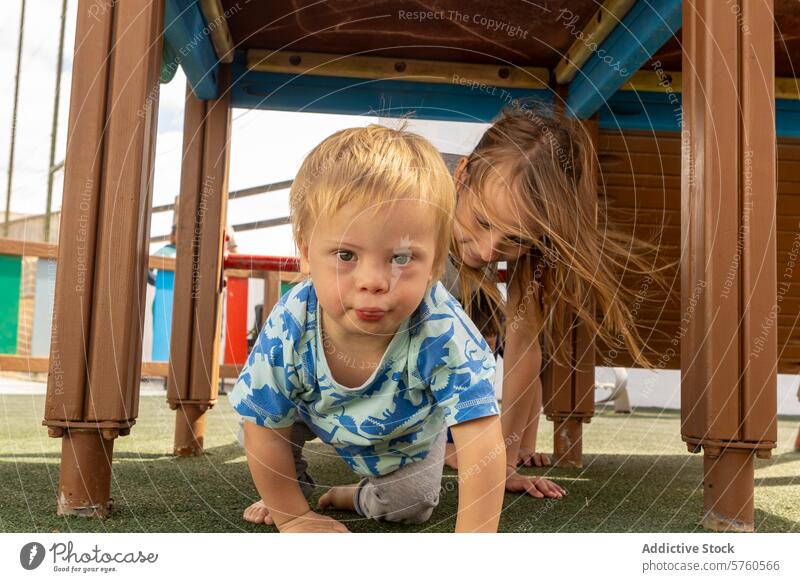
xmin=224 ymin=277 xmax=249 ymax=365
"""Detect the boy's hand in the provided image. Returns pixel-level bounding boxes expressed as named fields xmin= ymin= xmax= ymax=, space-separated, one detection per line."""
xmin=278 ymin=510 xmax=350 ymax=533
xmin=505 ymin=470 xmax=566 ymax=499
xmin=516 ymin=447 xmax=552 ymax=468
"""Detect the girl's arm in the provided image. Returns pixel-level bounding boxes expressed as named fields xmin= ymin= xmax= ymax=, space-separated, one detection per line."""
xmin=449 ymin=415 xmax=506 ymax=532
xmin=501 ymin=274 xmax=543 ymax=468
xmin=500 ymin=275 xmax=566 ymax=499
xmin=517 ymin=374 xmax=548 ymax=466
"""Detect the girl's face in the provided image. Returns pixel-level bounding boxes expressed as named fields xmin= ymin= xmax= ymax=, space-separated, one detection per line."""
xmin=453 ymin=159 xmax=533 ymax=268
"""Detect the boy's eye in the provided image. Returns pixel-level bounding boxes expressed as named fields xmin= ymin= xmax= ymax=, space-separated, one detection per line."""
xmin=336 ymin=250 xmax=355 ymax=262
xmin=392 ymin=254 xmax=412 ymax=266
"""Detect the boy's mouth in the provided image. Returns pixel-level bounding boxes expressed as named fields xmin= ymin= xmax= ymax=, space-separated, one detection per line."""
xmin=355 ymin=308 xmax=386 ymax=322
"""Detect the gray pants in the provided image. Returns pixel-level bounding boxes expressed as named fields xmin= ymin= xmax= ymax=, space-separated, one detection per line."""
xmin=238 ymin=419 xmax=446 ymax=525
xmin=353 ymin=429 xmax=446 ymax=524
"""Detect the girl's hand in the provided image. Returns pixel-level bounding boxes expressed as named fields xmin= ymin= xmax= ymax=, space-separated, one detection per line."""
xmin=505 ymin=470 xmax=566 ymax=499
xmin=278 ymin=510 xmax=350 ymax=533
xmin=517 ymin=447 xmax=552 ymax=468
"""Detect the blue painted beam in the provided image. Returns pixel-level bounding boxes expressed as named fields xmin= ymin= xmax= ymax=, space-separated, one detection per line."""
xmin=598 ymin=90 xmax=683 ymax=132
xmin=228 ymin=59 xmax=799 ymax=136
xmin=567 ymin=0 xmax=682 ymax=119
xmin=230 ymin=62 xmax=551 ymax=123
xmin=597 ymin=90 xmax=800 ymax=138
xmin=163 ymin=0 xmax=219 ymax=99
xmin=776 ymin=99 xmax=800 ymax=138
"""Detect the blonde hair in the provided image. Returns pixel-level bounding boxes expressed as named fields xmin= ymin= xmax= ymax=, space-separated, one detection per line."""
xmin=453 ymin=103 xmax=675 ymax=369
xmin=290 ymin=124 xmax=455 ymax=281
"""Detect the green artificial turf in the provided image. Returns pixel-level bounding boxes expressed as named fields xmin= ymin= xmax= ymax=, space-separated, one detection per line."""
xmin=1 ymin=394 xmax=798 ymax=533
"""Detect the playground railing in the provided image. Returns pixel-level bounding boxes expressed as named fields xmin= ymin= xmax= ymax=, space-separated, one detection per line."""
xmin=0 ymin=237 xmax=304 ymax=381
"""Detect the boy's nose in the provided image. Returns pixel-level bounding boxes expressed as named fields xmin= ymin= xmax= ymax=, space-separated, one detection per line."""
xmin=356 ymin=263 xmax=390 ymax=293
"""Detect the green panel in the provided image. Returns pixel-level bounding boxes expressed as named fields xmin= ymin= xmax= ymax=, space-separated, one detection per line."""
xmin=0 ymin=255 xmax=22 ymax=354
xmin=280 ymin=281 xmax=296 ymax=297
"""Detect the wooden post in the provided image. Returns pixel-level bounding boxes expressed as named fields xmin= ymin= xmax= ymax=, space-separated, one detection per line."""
xmin=541 ymin=299 xmax=596 ymax=468
xmin=541 ymin=117 xmax=598 ymax=469
xmin=42 ymin=0 xmax=164 ymax=518
xmin=167 ymin=69 xmax=231 ymax=456
xmin=681 ymin=0 xmax=778 ymax=532
xmin=262 ymin=270 xmax=281 ymax=327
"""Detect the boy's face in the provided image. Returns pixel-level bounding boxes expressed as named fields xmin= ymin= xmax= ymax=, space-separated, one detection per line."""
xmin=300 ymin=198 xmax=438 ymax=339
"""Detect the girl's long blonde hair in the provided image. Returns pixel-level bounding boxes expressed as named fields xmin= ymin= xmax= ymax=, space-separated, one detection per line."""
xmin=453 ymin=102 xmax=675 ymax=370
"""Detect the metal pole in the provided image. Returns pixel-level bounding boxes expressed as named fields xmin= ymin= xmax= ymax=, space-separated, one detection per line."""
xmin=4 ymin=0 xmax=26 ymax=237
xmin=45 ymin=0 xmax=69 ymax=242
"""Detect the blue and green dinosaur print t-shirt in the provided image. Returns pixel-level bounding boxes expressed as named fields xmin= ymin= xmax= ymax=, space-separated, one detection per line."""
xmin=228 ymin=278 xmax=499 ymax=477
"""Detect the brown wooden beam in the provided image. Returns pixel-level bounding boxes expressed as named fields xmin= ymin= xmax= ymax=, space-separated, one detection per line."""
xmin=261 ymin=271 xmax=281 ymax=328
xmin=680 ymin=0 xmax=778 ymax=532
xmin=167 ymin=68 xmax=232 ymax=456
xmin=43 ymin=0 xmax=164 ymax=519
xmin=248 ymin=49 xmax=549 ymax=90
xmin=1 ymin=355 xmax=242 ymax=380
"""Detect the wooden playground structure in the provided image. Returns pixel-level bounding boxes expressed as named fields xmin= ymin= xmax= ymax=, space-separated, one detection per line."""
xmin=14 ymin=0 xmax=799 ymax=532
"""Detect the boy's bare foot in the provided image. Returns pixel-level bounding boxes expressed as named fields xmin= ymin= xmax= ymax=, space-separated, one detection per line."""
xmin=444 ymin=442 xmax=458 ymax=469
xmin=243 ymin=500 xmax=274 ymax=525
xmin=317 ymin=484 xmax=358 ymax=512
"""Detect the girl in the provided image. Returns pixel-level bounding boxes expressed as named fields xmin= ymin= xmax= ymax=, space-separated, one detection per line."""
xmin=447 ymin=102 xmax=672 ymax=497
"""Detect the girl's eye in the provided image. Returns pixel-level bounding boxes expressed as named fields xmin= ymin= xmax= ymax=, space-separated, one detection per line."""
xmin=336 ymin=250 xmax=355 ymax=262
xmin=392 ymin=254 xmax=412 ymax=266
xmin=503 ymin=235 xmax=527 ymax=246
xmin=477 ymin=217 xmax=491 ymax=229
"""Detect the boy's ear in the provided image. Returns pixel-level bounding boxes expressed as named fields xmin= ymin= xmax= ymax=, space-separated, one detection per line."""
xmin=299 ymin=243 xmax=311 ymax=275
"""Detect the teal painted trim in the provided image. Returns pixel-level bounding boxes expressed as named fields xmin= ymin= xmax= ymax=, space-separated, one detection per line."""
xmin=599 ymin=90 xmax=800 ymax=138
xmin=567 ymin=0 xmax=682 ymax=119
xmin=163 ymin=0 xmax=219 ymax=99
xmin=231 ymin=61 xmax=552 ymax=122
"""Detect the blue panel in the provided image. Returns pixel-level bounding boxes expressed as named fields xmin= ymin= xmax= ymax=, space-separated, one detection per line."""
xmin=776 ymin=99 xmax=800 ymax=138
xmin=31 ymin=259 xmax=56 ymax=357
xmin=599 ymin=90 xmax=800 ymax=138
xmin=230 ymin=62 xmax=551 ymax=122
xmin=163 ymin=0 xmax=219 ymax=99
xmin=567 ymin=0 xmax=682 ymax=119
xmin=151 ymin=244 xmax=176 ymax=362
xmin=152 ymin=270 xmax=175 ymax=362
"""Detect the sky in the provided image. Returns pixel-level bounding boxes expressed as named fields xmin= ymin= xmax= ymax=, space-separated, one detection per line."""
xmin=0 ymin=0 xmax=488 ymax=257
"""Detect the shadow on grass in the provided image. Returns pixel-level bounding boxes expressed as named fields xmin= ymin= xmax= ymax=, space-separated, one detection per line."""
xmin=760 ymin=450 xmax=800 ymax=468
xmin=2 ymin=444 xmax=797 ymax=533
